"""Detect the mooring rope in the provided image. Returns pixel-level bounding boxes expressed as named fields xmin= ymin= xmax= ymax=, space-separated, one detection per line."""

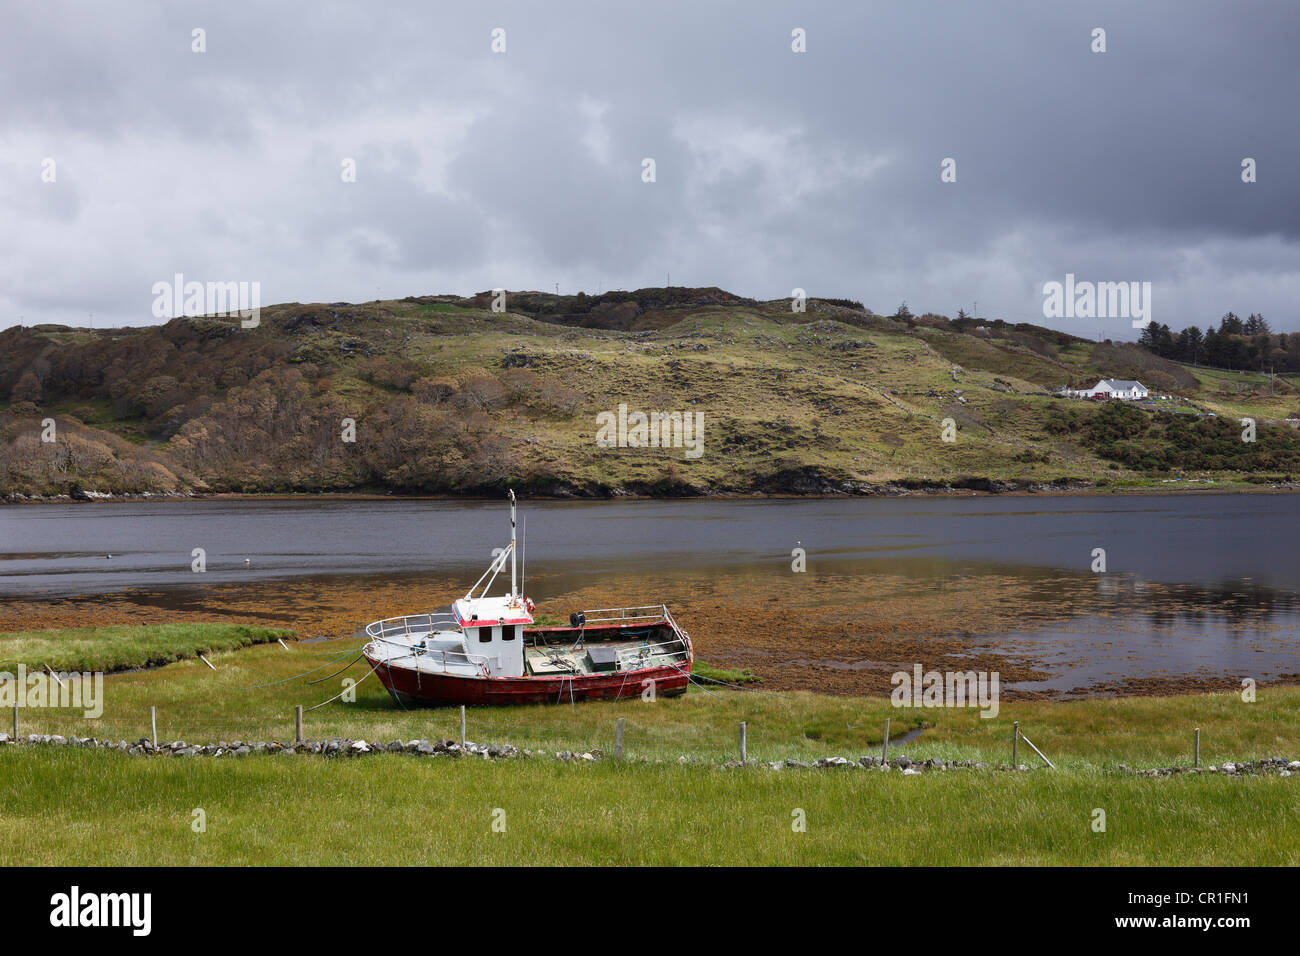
xmin=305 ymin=655 xmax=385 ymax=711
xmin=690 ymin=672 xmax=792 ymax=699
xmin=243 ymin=646 xmax=358 ymax=689
xmin=664 ymin=662 xmax=792 ymax=700
xmin=306 ymin=655 xmax=362 ymax=686
xmin=665 ymin=662 xmax=720 ymax=698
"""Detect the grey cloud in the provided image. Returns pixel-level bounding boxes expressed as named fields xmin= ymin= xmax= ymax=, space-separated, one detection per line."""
xmin=1 ymin=0 xmax=1296 ymax=333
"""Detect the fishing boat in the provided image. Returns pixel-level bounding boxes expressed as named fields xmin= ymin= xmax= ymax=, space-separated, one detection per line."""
xmin=361 ymin=491 xmax=693 ymax=706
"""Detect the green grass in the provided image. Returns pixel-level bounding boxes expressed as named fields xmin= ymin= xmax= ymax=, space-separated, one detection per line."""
xmin=0 ymin=623 xmax=293 ymax=674
xmin=693 ymin=660 xmax=761 ymax=685
xmin=3 ymin=629 xmax=1299 ymax=864
xmin=1181 ymin=365 xmax=1300 ymax=421
xmin=1 ymin=747 xmax=1297 ymax=865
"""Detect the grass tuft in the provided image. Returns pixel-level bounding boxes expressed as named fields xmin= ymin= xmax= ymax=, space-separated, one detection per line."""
xmin=0 ymin=623 xmax=293 ymax=674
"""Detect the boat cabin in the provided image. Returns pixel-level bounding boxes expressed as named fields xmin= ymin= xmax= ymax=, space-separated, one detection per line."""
xmin=452 ymin=595 xmax=534 ymax=677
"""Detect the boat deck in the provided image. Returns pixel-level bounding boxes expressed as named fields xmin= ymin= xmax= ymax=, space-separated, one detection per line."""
xmin=525 ymin=638 xmax=685 ymax=676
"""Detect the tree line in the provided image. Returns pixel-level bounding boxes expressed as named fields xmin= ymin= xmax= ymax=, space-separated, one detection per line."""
xmin=1137 ymin=312 xmax=1300 ymax=372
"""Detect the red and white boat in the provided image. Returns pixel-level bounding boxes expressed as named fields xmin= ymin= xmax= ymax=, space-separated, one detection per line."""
xmin=362 ymin=492 xmax=693 ymax=707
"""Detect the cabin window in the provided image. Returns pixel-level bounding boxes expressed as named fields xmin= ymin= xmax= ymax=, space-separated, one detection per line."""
xmin=477 ymin=627 xmax=492 ymax=643
xmin=502 ymin=625 xmax=517 ymax=641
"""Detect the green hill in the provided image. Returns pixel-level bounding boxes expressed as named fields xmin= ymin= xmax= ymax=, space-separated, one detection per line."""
xmin=3 ymin=288 xmax=1300 ymax=497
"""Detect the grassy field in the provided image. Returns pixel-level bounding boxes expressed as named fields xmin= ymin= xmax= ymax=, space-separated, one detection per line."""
xmin=0 ymin=623 xmax=292 ymax=673
xmin=2 ymin=627 xmax=1299 ymax=864
xmin=3 ymin=746 xmax=1298 ymax=865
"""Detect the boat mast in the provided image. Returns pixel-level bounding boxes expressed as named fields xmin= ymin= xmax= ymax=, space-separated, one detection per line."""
xmin=509 ymin=489 xmax=517 ymax=601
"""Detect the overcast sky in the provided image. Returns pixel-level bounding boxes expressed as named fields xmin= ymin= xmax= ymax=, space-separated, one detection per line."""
xmin=2 ymin=0 xmax=1297 ymax=337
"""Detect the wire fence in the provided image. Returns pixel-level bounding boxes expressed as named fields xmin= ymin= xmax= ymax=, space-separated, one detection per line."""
xmin=6 ymin=675 xmax=1285 ymax=770
xmin=10 ymin=702 xmax=1295 ymax=773
xmin=0 ymin=699 xmax=1110 ymax=769
xmin=5 ymin=703 xmax=911 ymax=764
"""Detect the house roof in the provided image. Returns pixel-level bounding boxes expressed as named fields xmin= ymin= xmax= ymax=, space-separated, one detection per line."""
xmin=1100 ymin=379 xmax=1145 ymax=390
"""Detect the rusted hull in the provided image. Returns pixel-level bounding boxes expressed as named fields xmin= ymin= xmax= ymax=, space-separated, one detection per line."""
xmin=367 ymin=657 xmax=691 ymax=707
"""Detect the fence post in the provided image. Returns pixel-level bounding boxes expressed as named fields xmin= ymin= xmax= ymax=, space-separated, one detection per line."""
xmin=150 ymin=706 xmax=157 ymax=747
xmin=1194 ymin=727 xmax=1200 ymax=769
xmin=295 ymin=705 xmax=303 ymax=744
xmin=615 ymin=717 xmax=625 ymax=761
xmin=1017 ymin=729 xmax=1055 ymax=769
xmin=739 ymin=721 xmax=747 ymax=763
xmin=882 ymin=717 xmax=891 ymax=765
xmin=460 ymin=705 xmax=466 ymax=748
xmin=12 ymin=702 xmax=17 ymax=741
xmin=1012 ymin=721 xmax=1019 ymax=769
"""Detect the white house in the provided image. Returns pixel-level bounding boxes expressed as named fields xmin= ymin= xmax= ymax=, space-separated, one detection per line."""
xmin=1064 ymin=379 xmax=1150 ymax=400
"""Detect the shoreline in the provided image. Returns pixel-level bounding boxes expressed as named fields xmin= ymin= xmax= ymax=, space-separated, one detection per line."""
xmin=6 ymin=569 xmax=1297 ymax=703
xmin=4 ymin=482 xmax=1300 ymax=506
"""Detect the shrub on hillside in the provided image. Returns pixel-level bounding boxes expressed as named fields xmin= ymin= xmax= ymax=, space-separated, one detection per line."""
xmin=1080 ymin=401 xmax=1300 ymax=472
xmin=10 ymin=371 xmax=43 ymax=404
xmin=357 ymin=355 xmax=421 ymax=391
xmin=1043 ymin=407 xmax=1084 ymax=435
xmin=412 ymin=376 xmax=456 ymax=405
xmin=451 ymin=374 xmax=508 ymax=411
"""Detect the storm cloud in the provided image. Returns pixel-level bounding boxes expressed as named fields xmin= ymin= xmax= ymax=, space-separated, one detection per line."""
xmin=2 ymin=0 xmax=1297 ymax=335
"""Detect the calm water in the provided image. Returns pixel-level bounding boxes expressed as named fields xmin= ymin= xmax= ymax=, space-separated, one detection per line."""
xmin=2 ymin=494 xmax=1297 ymax=595
xmin=2 ymin=495 xmax=1298 ymax=691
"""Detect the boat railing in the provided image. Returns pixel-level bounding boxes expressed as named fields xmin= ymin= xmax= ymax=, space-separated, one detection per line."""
xmin=365 ymin=616 xmax=493 ymax=677
xmin=432 ymin=646 xmax=492 ymax=677
xmin=580 ymin=605 xmax=691 ymax=660
xmin=365 ymin=613 xmax=458 ymax=641
xmin=580 ymin=604 xmax=671 ymax=625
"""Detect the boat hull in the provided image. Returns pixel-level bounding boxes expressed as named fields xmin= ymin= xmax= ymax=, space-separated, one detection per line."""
xmin=368 ymin=657 xmax=690 ymax=707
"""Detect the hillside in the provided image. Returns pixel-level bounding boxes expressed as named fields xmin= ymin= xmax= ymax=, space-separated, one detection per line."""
xmin=3 ymin=288 xmax=1300 ymax=498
